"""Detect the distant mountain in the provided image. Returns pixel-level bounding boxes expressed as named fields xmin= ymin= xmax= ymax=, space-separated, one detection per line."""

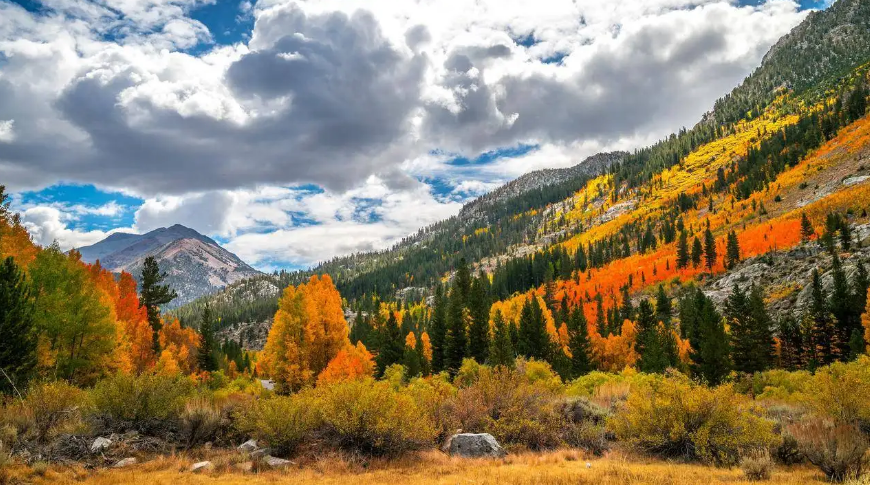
xmin=77 ymin=224 xmax=262 ymax=307
xmin=459 ymin=151 xmax=626 ymax=222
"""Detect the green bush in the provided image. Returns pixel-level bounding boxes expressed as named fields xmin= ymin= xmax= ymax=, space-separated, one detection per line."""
xmin=609 ymin=375 xmax=778 ymax=466
xmin=90 ymin=373 xmax=196 ymax=429
xmin=808 ymin=357 xmax=870 ymax=429
xmin=234 ymin=394 xmax=319 ymax=455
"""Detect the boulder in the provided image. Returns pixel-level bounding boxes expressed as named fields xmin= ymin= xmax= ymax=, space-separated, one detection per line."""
xmin=90 ymin=437 xmax=112 ymax=454
xmin=447 ymin=433 xmax=506 ymax=458
xmin=113 ymin=458 xmax=137 ymax=468
xmin=238 ymin=439 xmax=258 ymax=452
xmin=250 ymin=448 xmax=269 ymax=459
xmin=190 ymin=461 xmax=214 ymax=473
xmin=264 ymin=456 xmax=293 ymax=468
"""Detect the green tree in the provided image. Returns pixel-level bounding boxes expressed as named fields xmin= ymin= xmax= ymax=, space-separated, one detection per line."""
xmin=376 ymin=312 xmax=404 ymax=376
xmin=403 ymin=334 xmax=423 ymax=380
xmin=429 ymin=285 xmax=447 ymax=372
xmin=567 ymin=307 xmax=592 ymax=377
xmin=679 ymin=286 xmax=730 ymax=385
xmin=636 ymin=300 xmax=677 ymax=373
xmin=703 ymin=228 xmax=717 ymax=271
xmin=807 ymin=269 xmax=835 ymax=367
xmin=517 ymin=296 xmax=548 ymax=360
xmin=676 ymin=231 xmax=690 ymax=269
xmin=725 ymin=231 xmax=741 ymax=269
xmin=655 ymin=284 xmax=672 ymax=326
xmin=828 ymin=254 xmax=857 ymax=359
xmin=777 ymin=317 xmax=804 ymax=370
xmin=139 ymin=256 xmax=177 ymax=354
xmin=0 ymin=257 xmax=36 ymax=395
xmin=443 ymin=285 xmax=468 ymax=375
xmin=691 ymin=237 xmax=703 ymax=267
xmin=466 ymin=276 xmax=490 ymax=363
xmin=488 ymin=310 xmax=515 ymax=368
xmin=197 ymin=303 xmax=218 ymax=372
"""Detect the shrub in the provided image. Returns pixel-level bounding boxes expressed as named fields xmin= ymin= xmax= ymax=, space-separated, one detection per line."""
xmin=741 ymin=450 xmax=774 ymax=481
xmin=809 ymin=357 xmax=870 ymax=429
xmin=315 ymin=378 xmax=436 ymax=456
xmin=563 ymin=421 xmax=609 ymax=456
xmin=788 ymin=418 xmax=869 ymax=482
xmin=90 ymin=373 xmax=196 ymax=431
xmin=445 ymin=365 xmax=563 ymax=450
xmin=774 ymin=433 xmax=804 ymax=466
xmin=405 ymin=374 xmax=457 ymax=442
xmin=180 ymin=396 xmax=223 ymax=449
xmin=6 ymin=381 xmax=90 ymax=443
xmin=609 ymin=376 xmax=778 ymax=466
xmin=234 ymin=394 xmax=319 ymax=456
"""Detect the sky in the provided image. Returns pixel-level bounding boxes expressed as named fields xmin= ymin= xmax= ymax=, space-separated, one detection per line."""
xmin=0 ymin=0 xmax=826 ymax=271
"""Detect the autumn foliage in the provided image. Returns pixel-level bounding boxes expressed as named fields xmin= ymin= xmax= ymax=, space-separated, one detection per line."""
xmin=262 ymin=274 xmax=351 ymax=392
xmin=317 ymin=342 xmax=375 ymax=385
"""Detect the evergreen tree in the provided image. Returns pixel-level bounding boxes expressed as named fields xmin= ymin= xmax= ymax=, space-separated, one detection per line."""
xmin=777 ymin=317 xmax=804 ymax=370
xmin=489 ymin=310 xmax=514 ymax=368
xmin=703 ymin=228 xmax=717 ymax=271
xmin=197 ymin=303 xmax=218 ymax=372
xmin=829 ymin=254 xmax=857 ymax=359
xmin=800 ymin=213 xmax=814 ymax=242
xmin=466 ymin=276 xmax=490 ymax=363
xmin=808 ymin=269 xmax=835 ymax=366
xmin=416 ymin=333 xmax=431 ymax=376
xmin=517 ymin=296 xmax=548 ymax=360
xmin=376 ymin=312 xmax=404 ymax=376
xmin=725 ymin=231 xmax=741 ymax=269
xmin=680 ymin=286 xmax=730 ymax=384
xmin=567 ymin=307 xmax=592 ymax=377
xmin=139 ymin=256 xmax=178 ymax=354
xmin=636 ymin=300 xmax=676 ymax=373
xmin=620 ymin=284 xmax=634 ymax=322
xmin=746 ymin=285 xmax=775 ymax=372
xmin=453 ymin=258 xmax=472 ymax=304
xmin=574 ymin=246 xmax=588 ymax=272
xmin=0 ymin=257 xmax=36 ymax=395
xmin=691 ymin=237 xmax=703 ymax=267
xmin=350 ymin=309 xmax=372 ymax=348
xmin=595 ymin=293 xmax=607 ymax=336
xmin=403 ymin=334 xmax=423 ymax=380
xmin=655 ymin=284 xmax=672 ymax=326
xmin=429 ymin=285 xmax=447 ymax=372
xmin=676 ymin=230 xmax=690 ymax=269
xmin=443 ymin=285 xmax=468 ymax=375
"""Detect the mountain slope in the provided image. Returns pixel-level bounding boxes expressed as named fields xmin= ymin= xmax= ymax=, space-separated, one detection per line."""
xmin=78 ymin=224 xmax=262 ymax=306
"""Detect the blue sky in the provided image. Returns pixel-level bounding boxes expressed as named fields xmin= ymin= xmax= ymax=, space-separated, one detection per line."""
xmin=0 ymin=0 xmax=817 ymax=269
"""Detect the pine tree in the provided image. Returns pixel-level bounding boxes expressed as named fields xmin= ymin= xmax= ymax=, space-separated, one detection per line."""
xmin=703 ymin=228 xmax=717 ymax=271
xmin=567 ymin=307 xmax=592 ymax=377
xmin=595 ymin=293 xmax=607 ymax=336
xmin=443 ymin=285 xmax=468 ymax=375
xmin=139 ymin=256 xmax=178 ymax=354
xmin=403 ymin=333 xmax=423 ymax=380
xmin=350 ymin=309 xmax=372 ymax=347
xmin=197 ymin=303 xmax=218 ymax=372
xmin=655 ymin=284 xmax=672 ymax=326
xmin=429 ymin=285 xmax=447 ymax=372
xmin=636 ymin=300 xmax=674 ymax=373
xmin=574 ymin=246 xmax=588 ymax=272
xmin=680 ymin=286 xmax=730 ymax=384
xmin=777 ymin=317 xmax=804 ymax=370
xmin=676 ymin=231 xmax=690 ymax=269
xmin=466 ymin=276 xmax=490 ymax=363
xmin=829 ymin=254 xmax=857 ymax=359
xmin=376 ymin=312 xmax=405 ymax=376
xmin=620 ymin=284 xmax=634 ymax=323
xmin=800 ymin=213 xmax=814 ymax=242
xmin=0 ymin=257 xmax=36 ymax=395
xmin=691 ymin=237 xmax=703 ymax=267
xmin=746 ymin=285 xmax=775 ymax=372
xmin=808 ymin=268 xmax=835 ymax=367
xmin=489 ymin=310 xmax=514 ymax=368
xmin=453 ymin=258 xmax=472 ymax=305
xmin=725 ymin=231 xmax=741 ymax=269
xmin=517 ymin=296 xmax=548 ymax=360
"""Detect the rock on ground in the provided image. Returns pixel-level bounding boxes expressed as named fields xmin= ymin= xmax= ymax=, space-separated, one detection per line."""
xmin=447 ymin=433 xmax=506 ymax=458
xmin=113 ymin=458 xmax=137 ymax=468
xmin=191 ymin=461 xmax=214 ymax=472
xmin=264 ymin=456 xmax=293 ymax=468
xmin=90 ymin=437 xmax=112 ymax=454
xmin=238 ymin=439 xmax=258 ymax=452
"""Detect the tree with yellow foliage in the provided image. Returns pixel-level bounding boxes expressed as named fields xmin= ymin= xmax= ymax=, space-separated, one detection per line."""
xmin=156 ymin=318 xmax=199 ymax=375
xmin=262 ymin=275 xmax=350 ymax=393
xmin=317 ymin=342 xmax=375 ymax=385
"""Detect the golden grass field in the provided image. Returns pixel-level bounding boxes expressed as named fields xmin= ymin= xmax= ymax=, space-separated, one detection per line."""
xmin=7 ymin=449 xmax=825 ymax=485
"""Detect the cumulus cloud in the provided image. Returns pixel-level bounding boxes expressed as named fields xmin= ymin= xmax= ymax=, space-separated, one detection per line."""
xmin=0 ymin=0 xmax=815 ymax=266
xmin=19 ymin=206 xmax=119 ymax=249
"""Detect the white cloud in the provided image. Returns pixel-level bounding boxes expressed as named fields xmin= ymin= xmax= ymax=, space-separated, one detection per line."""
xmin=0 ymin=120 xmax=13 ymax=142
xmin=18 ymin=206 xmax=123 ymax=250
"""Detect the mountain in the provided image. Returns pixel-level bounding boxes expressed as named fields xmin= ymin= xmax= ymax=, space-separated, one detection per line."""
xmin=77 ymin=224 xmax=262 ymax=306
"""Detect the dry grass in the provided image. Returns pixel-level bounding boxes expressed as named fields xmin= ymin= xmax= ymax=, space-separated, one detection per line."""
xmin=9 ymin=449 xmax=825 ymax=485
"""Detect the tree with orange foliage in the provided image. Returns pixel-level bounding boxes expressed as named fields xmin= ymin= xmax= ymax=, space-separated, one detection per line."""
xmin=114 ymin=272 xmax=155 ymax=373
xmin=157 ymin=318 xmax=199 ymax=375
xmin=261 ymin=275 xmax=350 ymax=393
xmin=317 ymin=342 xmax=375 ymax=385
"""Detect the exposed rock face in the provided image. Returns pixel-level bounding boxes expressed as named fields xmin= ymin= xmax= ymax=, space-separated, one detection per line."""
xmin=447 ymin=433 xmax=507 ymax=458
xmin=238 ymin=439 xmax=258 ymax=452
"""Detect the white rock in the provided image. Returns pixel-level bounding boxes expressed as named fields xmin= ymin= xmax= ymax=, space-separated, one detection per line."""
xmin=190 ymin=461 xmax=214 ymax=473
xmin=447 ymin=433 xmax=507 ymax=458
xmin=113 ymin=458 xmax=137 ymax=468
xmin=90 ymin=437 xmax=112 ymax=454
xmin=238 ymin=439 xmax=258 ymax=452
xmin=264 ymin=455 xmax=292 ymax=468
